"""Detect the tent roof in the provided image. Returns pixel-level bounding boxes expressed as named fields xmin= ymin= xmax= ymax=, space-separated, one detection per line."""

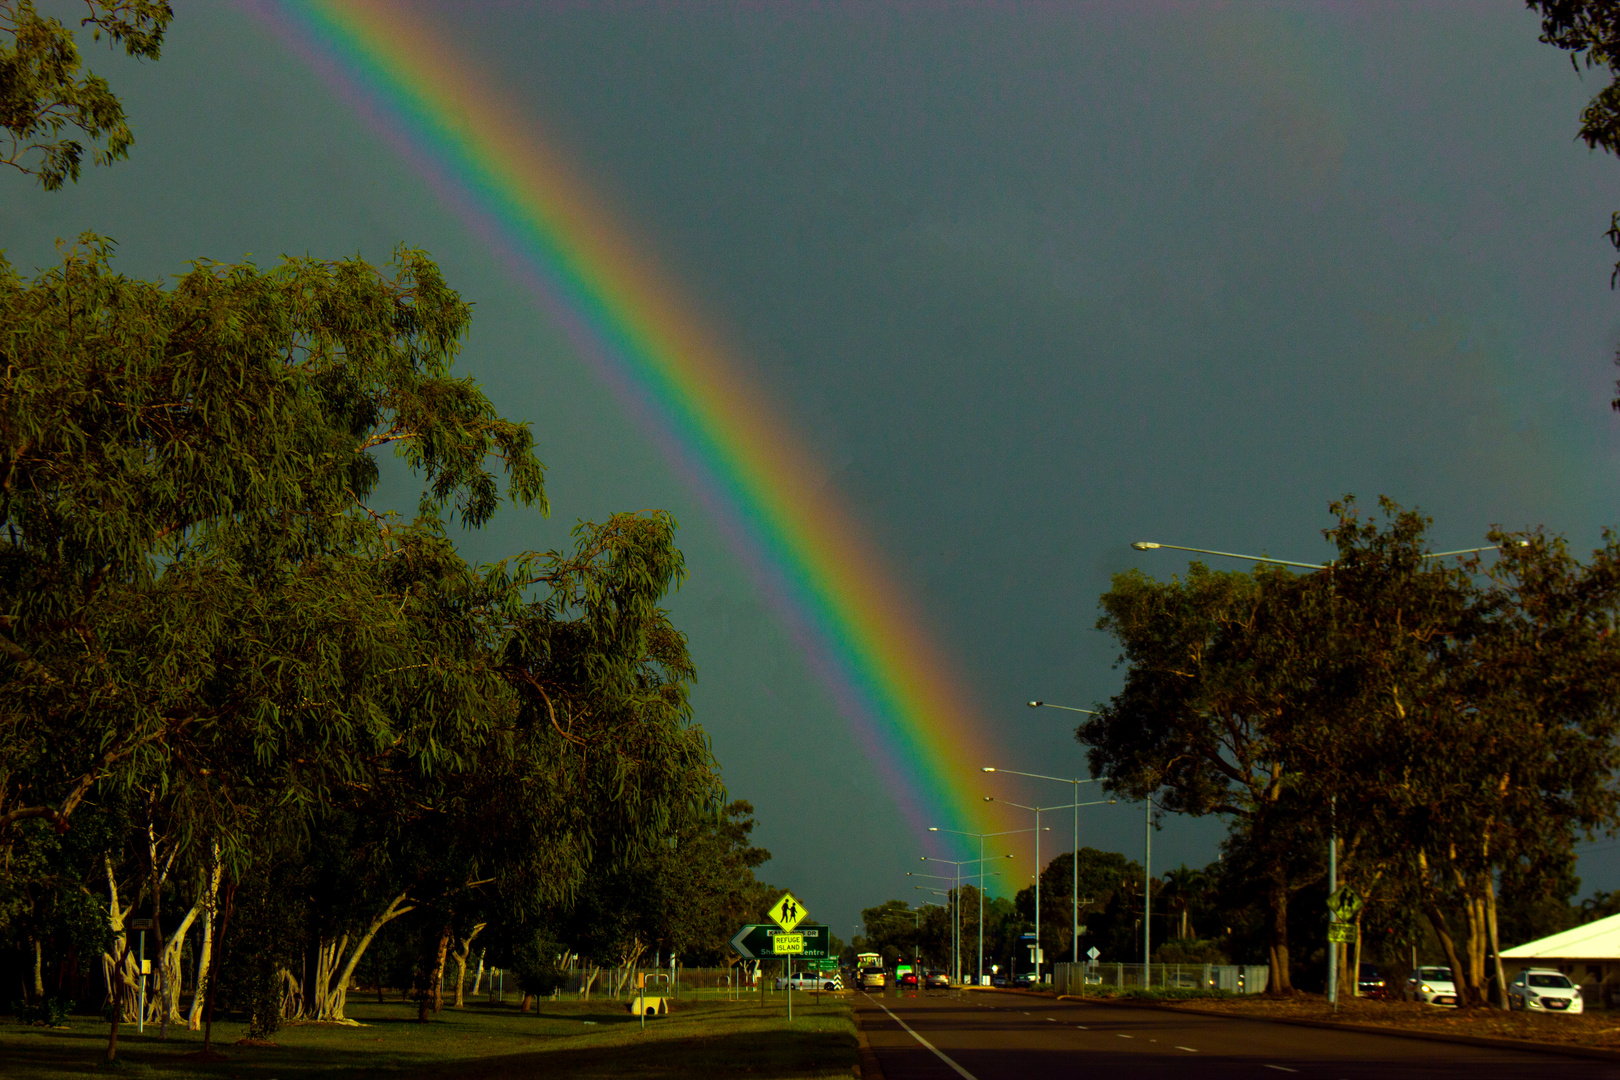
xmin=1501 ymin=912 xmax=1620 ymax=960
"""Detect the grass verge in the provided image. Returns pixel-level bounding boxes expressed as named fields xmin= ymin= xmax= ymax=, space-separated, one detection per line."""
xmin=0 ymin=995 xmax=858 ymax=1080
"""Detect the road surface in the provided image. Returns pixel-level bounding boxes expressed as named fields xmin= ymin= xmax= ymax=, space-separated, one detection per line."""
xmin=854 ymin=989 xmax=1620 ymax=1079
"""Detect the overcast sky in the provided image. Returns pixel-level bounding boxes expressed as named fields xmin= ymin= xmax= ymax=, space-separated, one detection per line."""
xmin=8 ymin=1 xmax=1620 ymax=938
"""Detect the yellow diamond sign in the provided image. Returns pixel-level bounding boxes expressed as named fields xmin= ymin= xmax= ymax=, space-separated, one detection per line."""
xmin=768 ymin=892 xmax=808 ymax=932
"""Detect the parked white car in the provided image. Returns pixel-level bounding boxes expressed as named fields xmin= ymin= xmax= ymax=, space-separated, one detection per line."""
xmin=1508 ymin=969 xmax=1584 ymax=1014
xmin=1407 ymin=966 xmax=1458 ymax=1006
xmin=775 ymin=972 xmax=840 ymax=991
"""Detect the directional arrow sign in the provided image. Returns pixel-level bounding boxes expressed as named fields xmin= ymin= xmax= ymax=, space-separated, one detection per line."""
xmin=729 ymin=924 xmax=830 ymax=959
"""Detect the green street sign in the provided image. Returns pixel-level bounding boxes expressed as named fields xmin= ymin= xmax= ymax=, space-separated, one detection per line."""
xmin=1325 ymin=886 xmax=1364 ymax=920
xmin=729 ymin=924 xmax=831 ymax=960
xmin=1327 ymin=923 xmax=1358 ymax=944
xmin=813 ymin=958 xmax=838 ymax=972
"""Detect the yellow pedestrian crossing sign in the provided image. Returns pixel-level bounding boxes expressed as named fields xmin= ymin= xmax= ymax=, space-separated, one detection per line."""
xmin=768 ymin=892 xmax=808 ymax=932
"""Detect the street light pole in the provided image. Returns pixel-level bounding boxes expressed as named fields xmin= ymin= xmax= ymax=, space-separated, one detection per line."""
xmin=930 ymin=827 xmax=1031 ymax=986
xmin=920 ymin=854 xmax=1004 ymax=990
xmin=911 ymin=886 xmax=952 ymax=977
xmin=992 ymin=729 xmax=1113 ymax=965
xmin=1129 ymin=537 xmax=1522 ymax=995
xmin=987 ymin=797 xmax=1112 ymax=985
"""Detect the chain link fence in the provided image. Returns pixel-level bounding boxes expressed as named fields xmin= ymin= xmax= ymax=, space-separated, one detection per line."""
xmin=1051 ymin=961 xmax=1269 ymax=995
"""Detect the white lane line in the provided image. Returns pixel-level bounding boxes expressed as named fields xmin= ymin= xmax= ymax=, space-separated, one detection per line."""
xmin=1263 ymin=1067 xmax=1298 ymax=1074
xmin=1175 ymin=1046 xmax=1198 ymax=1052
xmin=1075 ymin=1024 xmax=1089 ymax=1030
xmin=1116 ymin=1033 xmax=1133 ymax=1039
xmin=867 ymin=996 xmax=980 ymax=1080
xmin=1045 ymin=1017 xmax=1056 ymax=1022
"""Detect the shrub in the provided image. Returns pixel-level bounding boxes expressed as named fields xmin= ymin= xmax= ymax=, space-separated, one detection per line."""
xmin=10 ymin=997 xmax=72 ymax=1025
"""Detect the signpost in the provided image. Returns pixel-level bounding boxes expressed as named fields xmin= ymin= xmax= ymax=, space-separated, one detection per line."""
xmin=761 ymin=893 xmax=806 ymax=1023
xmin=1326 ymin=886 xmax=1363 ymax=1007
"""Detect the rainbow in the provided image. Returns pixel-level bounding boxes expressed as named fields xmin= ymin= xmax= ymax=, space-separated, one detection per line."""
xmin=249 ymin=0 xmax=1003 ymax=852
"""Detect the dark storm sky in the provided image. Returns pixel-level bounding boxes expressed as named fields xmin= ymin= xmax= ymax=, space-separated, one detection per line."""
xmin=7 ymin=1 xmax=1620 ymax=937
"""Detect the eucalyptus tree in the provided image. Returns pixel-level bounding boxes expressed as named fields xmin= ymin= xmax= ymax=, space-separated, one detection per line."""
xmin=1 ymin=0 xmax=172 ymax=189
xmin=1084 ymin=558 xmax=1331 ymax=992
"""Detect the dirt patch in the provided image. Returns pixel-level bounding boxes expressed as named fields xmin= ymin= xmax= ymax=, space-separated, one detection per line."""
xmin=1161 ymin=993 xmax=1620 ymax=1048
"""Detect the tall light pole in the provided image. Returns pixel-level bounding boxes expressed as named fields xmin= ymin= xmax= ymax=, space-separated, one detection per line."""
xmin=910 ymin=873 xmax=958 ymax=979
xmin=987 ymin=797 xmax=1112 ymax=984
xmin=919 ymin=853 xmax=1011 ymax=986
xmin=930 ymin=826 xmax=1028 ymax=986
xmin=1130 ymin=538 xmax=1515 ymax=1000
xmin=990 ymin=743 xmax=1114 ymax=965
xmin=985 ymin=774 xmax=1117 ymax=967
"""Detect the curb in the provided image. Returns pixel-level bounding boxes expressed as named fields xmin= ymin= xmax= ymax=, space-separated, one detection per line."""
xmin=851 ymin=999 xmax=885 ymax=1080
xmin=1050 ymin=993 xmax=1620 ymax=1063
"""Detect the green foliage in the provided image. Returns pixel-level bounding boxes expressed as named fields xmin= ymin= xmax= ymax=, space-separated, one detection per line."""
xmin=217 ymin=861 xmax=311 ymax=1039
xmin=1086 ymin=497 xmax=1620 ymax=999
xmin=9 ymin=995 xmax=71 ymax=1024
xmin=0 ymin=1 xmax=171 ymax=189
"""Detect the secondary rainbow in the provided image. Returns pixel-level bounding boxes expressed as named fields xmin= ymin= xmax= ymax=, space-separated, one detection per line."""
xmin=252 ymin=0 xmax=1005 ymax=849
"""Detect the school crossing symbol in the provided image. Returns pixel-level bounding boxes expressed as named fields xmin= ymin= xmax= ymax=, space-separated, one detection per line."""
xmin=768 ymin=891 xmax=808 ymax=932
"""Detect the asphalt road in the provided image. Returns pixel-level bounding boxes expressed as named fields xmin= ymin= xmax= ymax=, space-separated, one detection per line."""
xmin=854 ymin=989 xmax=1620 ymax=1079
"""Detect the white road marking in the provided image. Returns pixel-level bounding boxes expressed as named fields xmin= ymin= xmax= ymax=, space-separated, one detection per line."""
xmin=1075 ymin=1025 xmax=1089 ymax=1030
xmin=1117 ymin=1033 xmax=1133 ymax=1039
xmin=1263 ymin=1067 xmax=1298 ymax=1074
xmin=1045 ymin=1017 xmax=1056 ymax=1022
xmin=1175 ymin=1046 xmax=1198 ymax=1052
xmin=867 ymin=996 xmax=981 ymax=1080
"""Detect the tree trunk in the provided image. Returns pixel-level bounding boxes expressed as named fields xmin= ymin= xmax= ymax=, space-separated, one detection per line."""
xmin=428 ymin=924 xmax=452 ymax=1015
xmin=1424 ymin=899 xmax=1477 ymax=1008
xmin=99 ymin=857 xmax=138 ymax=1021
xmin=1351 ymin=914 xmax=1365 ymax=997
xmin=1265 ymin=878 xmax=1292 ymax=994
xmin=451 ymin=923 xmax=485 ymax=1008
xmin=187 ymin=855 xmax=222 ymax=1031
xmin=162 ymin=894 xmax=202 ymax=1024
xmin=202 ymin=880 xmax=238 ymax=1057
xmin=318 ymin=891 xmax=415 ymax=1022
xmin=31 ymin=936 xmax=43 ymax=1000
xmin=582 ymin=965 xmax=599 ymax=1000
xmin=104 ymin=929 xmax=135 ymax=1064
xmin=470 ymin=949 xmax=486 ymax=997
xmin=1486 ymin=874 xmax=1508 ymax=1009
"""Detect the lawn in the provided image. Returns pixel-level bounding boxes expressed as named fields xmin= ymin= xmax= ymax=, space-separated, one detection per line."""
xmin=0 ymin=993 xmax=859 ymax=1080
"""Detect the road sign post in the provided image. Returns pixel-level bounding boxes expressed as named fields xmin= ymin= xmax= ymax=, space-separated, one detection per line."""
xmin=763 ymin=893 xmax=812 ymax=1022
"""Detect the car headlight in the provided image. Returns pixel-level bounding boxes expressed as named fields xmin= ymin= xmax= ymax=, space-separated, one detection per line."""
xmin=1421 ymin=984 xmax=1433 ymax=993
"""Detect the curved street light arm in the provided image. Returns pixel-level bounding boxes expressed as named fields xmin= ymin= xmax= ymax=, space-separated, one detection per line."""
xmin=1027 ymin=701 xmax=1100 ymax=715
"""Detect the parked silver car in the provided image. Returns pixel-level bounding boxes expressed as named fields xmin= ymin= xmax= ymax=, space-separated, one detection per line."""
xmin=1508 ymin=969 xmax=1584 ymax=1014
